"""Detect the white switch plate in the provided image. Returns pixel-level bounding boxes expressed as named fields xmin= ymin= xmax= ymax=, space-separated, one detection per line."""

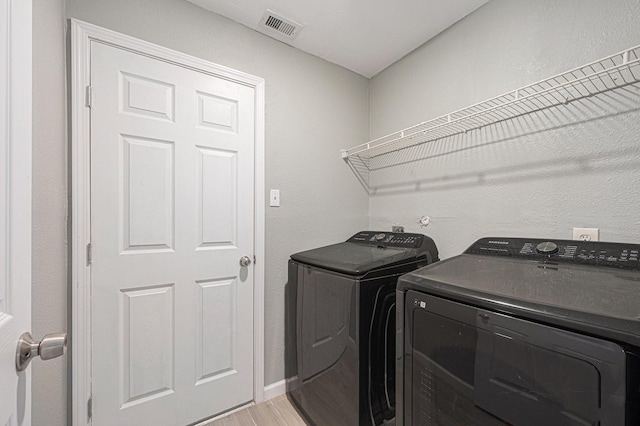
xmin=270 ymin=189 xmax=280 ymax=207
xmin=572 ymin=227 xmax=599 ymax=242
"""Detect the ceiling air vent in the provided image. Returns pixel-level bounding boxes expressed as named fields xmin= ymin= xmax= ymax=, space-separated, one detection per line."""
xmin=259 ymin=10 xmax=303 ymax=40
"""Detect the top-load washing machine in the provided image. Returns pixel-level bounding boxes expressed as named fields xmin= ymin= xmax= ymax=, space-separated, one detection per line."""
xmin=396 ymin=237 xmax=640 ymax=425
xmin=288 ymin=231 xmax=439 ymax=425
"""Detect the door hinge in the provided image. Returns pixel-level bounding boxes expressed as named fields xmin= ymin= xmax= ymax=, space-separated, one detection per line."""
xmin=86 ymin=85 xmax=92 ymax=108
xmin=253 ymin=255 xmax=256 ymax=265
xmin=87 ymin=396 xmax=93 ymax=420
xmin=86 ymin=243 xmax=92 ymax=266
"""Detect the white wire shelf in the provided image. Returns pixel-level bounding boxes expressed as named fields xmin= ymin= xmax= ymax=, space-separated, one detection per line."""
xmin=342 ymin=45 xmax=640 ymax=160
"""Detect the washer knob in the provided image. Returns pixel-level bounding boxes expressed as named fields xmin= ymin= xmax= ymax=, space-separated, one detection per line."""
xmin=536 ymin=241 xmax=559 ymax=254
xmin=374 ymin=233 xmax=386 ymax=241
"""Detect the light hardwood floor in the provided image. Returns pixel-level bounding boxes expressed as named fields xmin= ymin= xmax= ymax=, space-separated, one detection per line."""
xmin=200 ymin=395 xmax=310 ymax=426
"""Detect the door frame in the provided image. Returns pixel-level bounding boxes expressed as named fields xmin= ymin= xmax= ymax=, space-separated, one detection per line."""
xmin=69 ymin=19 xmax=266 ymax=425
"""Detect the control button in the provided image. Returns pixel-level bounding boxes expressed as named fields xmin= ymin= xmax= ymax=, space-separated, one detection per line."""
xmin=536 ymin=241 xmax=559 ymax=255
xmin=419 ymin=301 xmax=426 ymax=309
xmin=374 ymin=233 xmax=386 ymax=241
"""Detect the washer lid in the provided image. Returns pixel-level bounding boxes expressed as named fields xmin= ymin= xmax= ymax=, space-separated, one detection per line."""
xmin=291 ymin=242 xmax=419 ymax=275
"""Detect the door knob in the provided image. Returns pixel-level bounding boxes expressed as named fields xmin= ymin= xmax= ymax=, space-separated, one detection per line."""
xmin=239 ymin=256 xmax=252 ymax=267
xmin=16 ymin=332 xmax=67 ymax=371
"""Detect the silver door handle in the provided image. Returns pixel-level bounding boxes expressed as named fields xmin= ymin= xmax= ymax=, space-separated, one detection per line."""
xmin=16 ymin=332 xmax=67 ymax=371
xmin=239 ymin=256 xmax=252 ymax=267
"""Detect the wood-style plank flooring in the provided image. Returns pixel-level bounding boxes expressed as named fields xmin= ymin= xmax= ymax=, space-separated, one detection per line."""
xmin=199 ymin=395 xmax=310 ymax=426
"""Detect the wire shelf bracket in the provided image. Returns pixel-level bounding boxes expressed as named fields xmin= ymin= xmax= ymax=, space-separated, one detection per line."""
xmin=341 ymin=45 xmax=640 ymax=160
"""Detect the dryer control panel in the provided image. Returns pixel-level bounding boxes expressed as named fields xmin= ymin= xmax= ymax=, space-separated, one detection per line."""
xmin=466 ymin=237 xmax=640 ymax=270
xmin=347 ymin=230 xmax=426 ymax=248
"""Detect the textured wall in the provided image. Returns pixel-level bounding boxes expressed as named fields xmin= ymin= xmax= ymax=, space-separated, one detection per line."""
xmin=33 ymin=0 xmax=369 ymax=423
xmin=66 ymin=0 xmax=370 ymax=388
xmin=369 ymin=0 xmax=640 ymax=259
xmin=32 ymin=0 xmax=68 ymax=425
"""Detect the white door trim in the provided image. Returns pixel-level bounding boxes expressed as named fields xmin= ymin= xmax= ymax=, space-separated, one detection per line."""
xmin=69 ymin=19 xmax=265 ymax=425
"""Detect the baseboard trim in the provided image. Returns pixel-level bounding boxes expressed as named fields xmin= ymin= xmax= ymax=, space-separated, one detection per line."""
xmin=263 ymin=376 xmax=299 ymax=401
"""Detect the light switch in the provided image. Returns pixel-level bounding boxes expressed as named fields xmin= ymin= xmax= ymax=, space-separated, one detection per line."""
xmin=270 ymin=189 xmax=280 ymax=207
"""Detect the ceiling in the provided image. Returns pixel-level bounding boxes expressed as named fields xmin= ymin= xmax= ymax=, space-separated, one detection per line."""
xmin=186 ymin=0 xmax=489 ymax=78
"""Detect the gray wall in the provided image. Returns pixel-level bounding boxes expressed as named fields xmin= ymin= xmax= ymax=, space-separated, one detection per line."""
xmin=33 ymin=0 xmax=369 ymax=424
xmin=369 ymin=0 xmax=640 ymax=259
xmin=32 ymin=0 xmax=68 ymax=424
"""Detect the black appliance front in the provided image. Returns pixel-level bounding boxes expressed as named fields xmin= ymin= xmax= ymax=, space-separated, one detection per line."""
xmin=289 ymin=231 xmax=439 ymax=426
xmin=397 ymin=237 xmax=640 ymax=425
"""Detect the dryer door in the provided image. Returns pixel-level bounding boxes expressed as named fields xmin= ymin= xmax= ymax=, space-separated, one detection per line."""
xmin=405 ymin=291 xmax=627 ymax=426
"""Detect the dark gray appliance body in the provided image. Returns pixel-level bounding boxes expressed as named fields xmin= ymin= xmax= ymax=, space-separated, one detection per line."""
xmin=396 ymin=237 xmax=640 ymax=426
xmin=289 ymin=231 xmax=439 ymax=426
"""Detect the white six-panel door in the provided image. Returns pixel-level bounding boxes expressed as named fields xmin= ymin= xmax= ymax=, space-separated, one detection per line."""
xmin=0 ymin=0 xmax=31 ymax=424
xmin=90 ymin=41 xmax=255 ymax=425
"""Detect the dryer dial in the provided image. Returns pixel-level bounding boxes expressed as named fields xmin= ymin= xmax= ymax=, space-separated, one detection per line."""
xmin=536 ymin=241 xmax=559 ymax=255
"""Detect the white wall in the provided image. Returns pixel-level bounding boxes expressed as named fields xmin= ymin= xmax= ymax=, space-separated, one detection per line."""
xmin=33 ymin=0 xmax=369 ymax=423
xmin=369 ymin=0 xmax=640 ymax=259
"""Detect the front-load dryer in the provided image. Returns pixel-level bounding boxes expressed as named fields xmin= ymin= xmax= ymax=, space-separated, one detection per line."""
xmin=396 ymin=237 xmax=640 ymax=425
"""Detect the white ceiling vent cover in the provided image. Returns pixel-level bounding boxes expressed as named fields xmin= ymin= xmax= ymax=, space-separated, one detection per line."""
xmin=259 ymin=10 xmax=303 ymax=39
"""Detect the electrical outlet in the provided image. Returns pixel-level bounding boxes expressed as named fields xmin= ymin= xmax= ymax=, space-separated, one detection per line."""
xmin=572 ymin=227 xmax=599 ymax=242
xmin=392 ymin=225 xmax=405 ymax=233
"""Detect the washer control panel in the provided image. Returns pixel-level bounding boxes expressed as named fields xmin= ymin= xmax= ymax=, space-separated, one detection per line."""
xmin=466 ymin=237 xmax=640 ymax=270
xmin=347 ymin=230 xmax=425 ymax=248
